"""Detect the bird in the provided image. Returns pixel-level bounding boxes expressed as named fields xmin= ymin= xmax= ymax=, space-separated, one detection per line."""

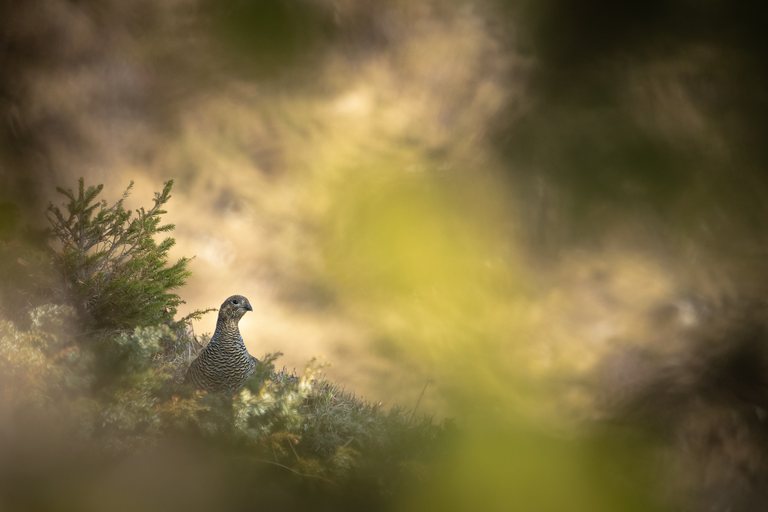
xmin=185 ymin=294 xmax=256 ymax=393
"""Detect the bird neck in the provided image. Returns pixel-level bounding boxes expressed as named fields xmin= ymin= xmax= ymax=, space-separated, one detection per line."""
xmin=213 ymin=316 xmax=243 ymax=345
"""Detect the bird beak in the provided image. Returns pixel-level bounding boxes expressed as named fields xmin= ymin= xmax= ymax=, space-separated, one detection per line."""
xmin=245 ymin=303 xmax=253 ymax=312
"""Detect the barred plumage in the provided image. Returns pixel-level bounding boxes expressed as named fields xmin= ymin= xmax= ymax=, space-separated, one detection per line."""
xmin=185 ymin=294 xmax=256 ymax=393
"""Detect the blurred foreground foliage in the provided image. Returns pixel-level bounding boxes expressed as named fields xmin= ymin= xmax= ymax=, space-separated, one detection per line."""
xmin=0 ymin=179 xmax=447 ymax=512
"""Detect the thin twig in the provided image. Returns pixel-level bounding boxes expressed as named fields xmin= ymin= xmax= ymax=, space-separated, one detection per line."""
xmin=409 ymin=379 xmax=432 ymax=423
xmin=250 ymin=457 xmax=336 ymax=485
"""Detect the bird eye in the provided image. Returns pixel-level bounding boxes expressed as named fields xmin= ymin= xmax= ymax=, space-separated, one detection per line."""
xmin=232 ymin=299 xmax=239 ymax=305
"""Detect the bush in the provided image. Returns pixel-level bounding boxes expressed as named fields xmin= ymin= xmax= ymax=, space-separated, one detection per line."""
xmin=46 ymin=178 xmax=191 ymax=329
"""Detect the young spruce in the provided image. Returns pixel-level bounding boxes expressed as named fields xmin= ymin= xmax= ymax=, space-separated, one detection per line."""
xmin=46 ymin=178 xmax=190 ymax=329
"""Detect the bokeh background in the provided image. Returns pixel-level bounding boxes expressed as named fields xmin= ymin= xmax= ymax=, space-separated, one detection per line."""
xmin=3 ymin=1 xmax=768 ymax=510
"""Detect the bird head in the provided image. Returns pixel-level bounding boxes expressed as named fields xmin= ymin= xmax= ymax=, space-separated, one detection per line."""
xmin=218 ymin=294 xmax=253 ymax=322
